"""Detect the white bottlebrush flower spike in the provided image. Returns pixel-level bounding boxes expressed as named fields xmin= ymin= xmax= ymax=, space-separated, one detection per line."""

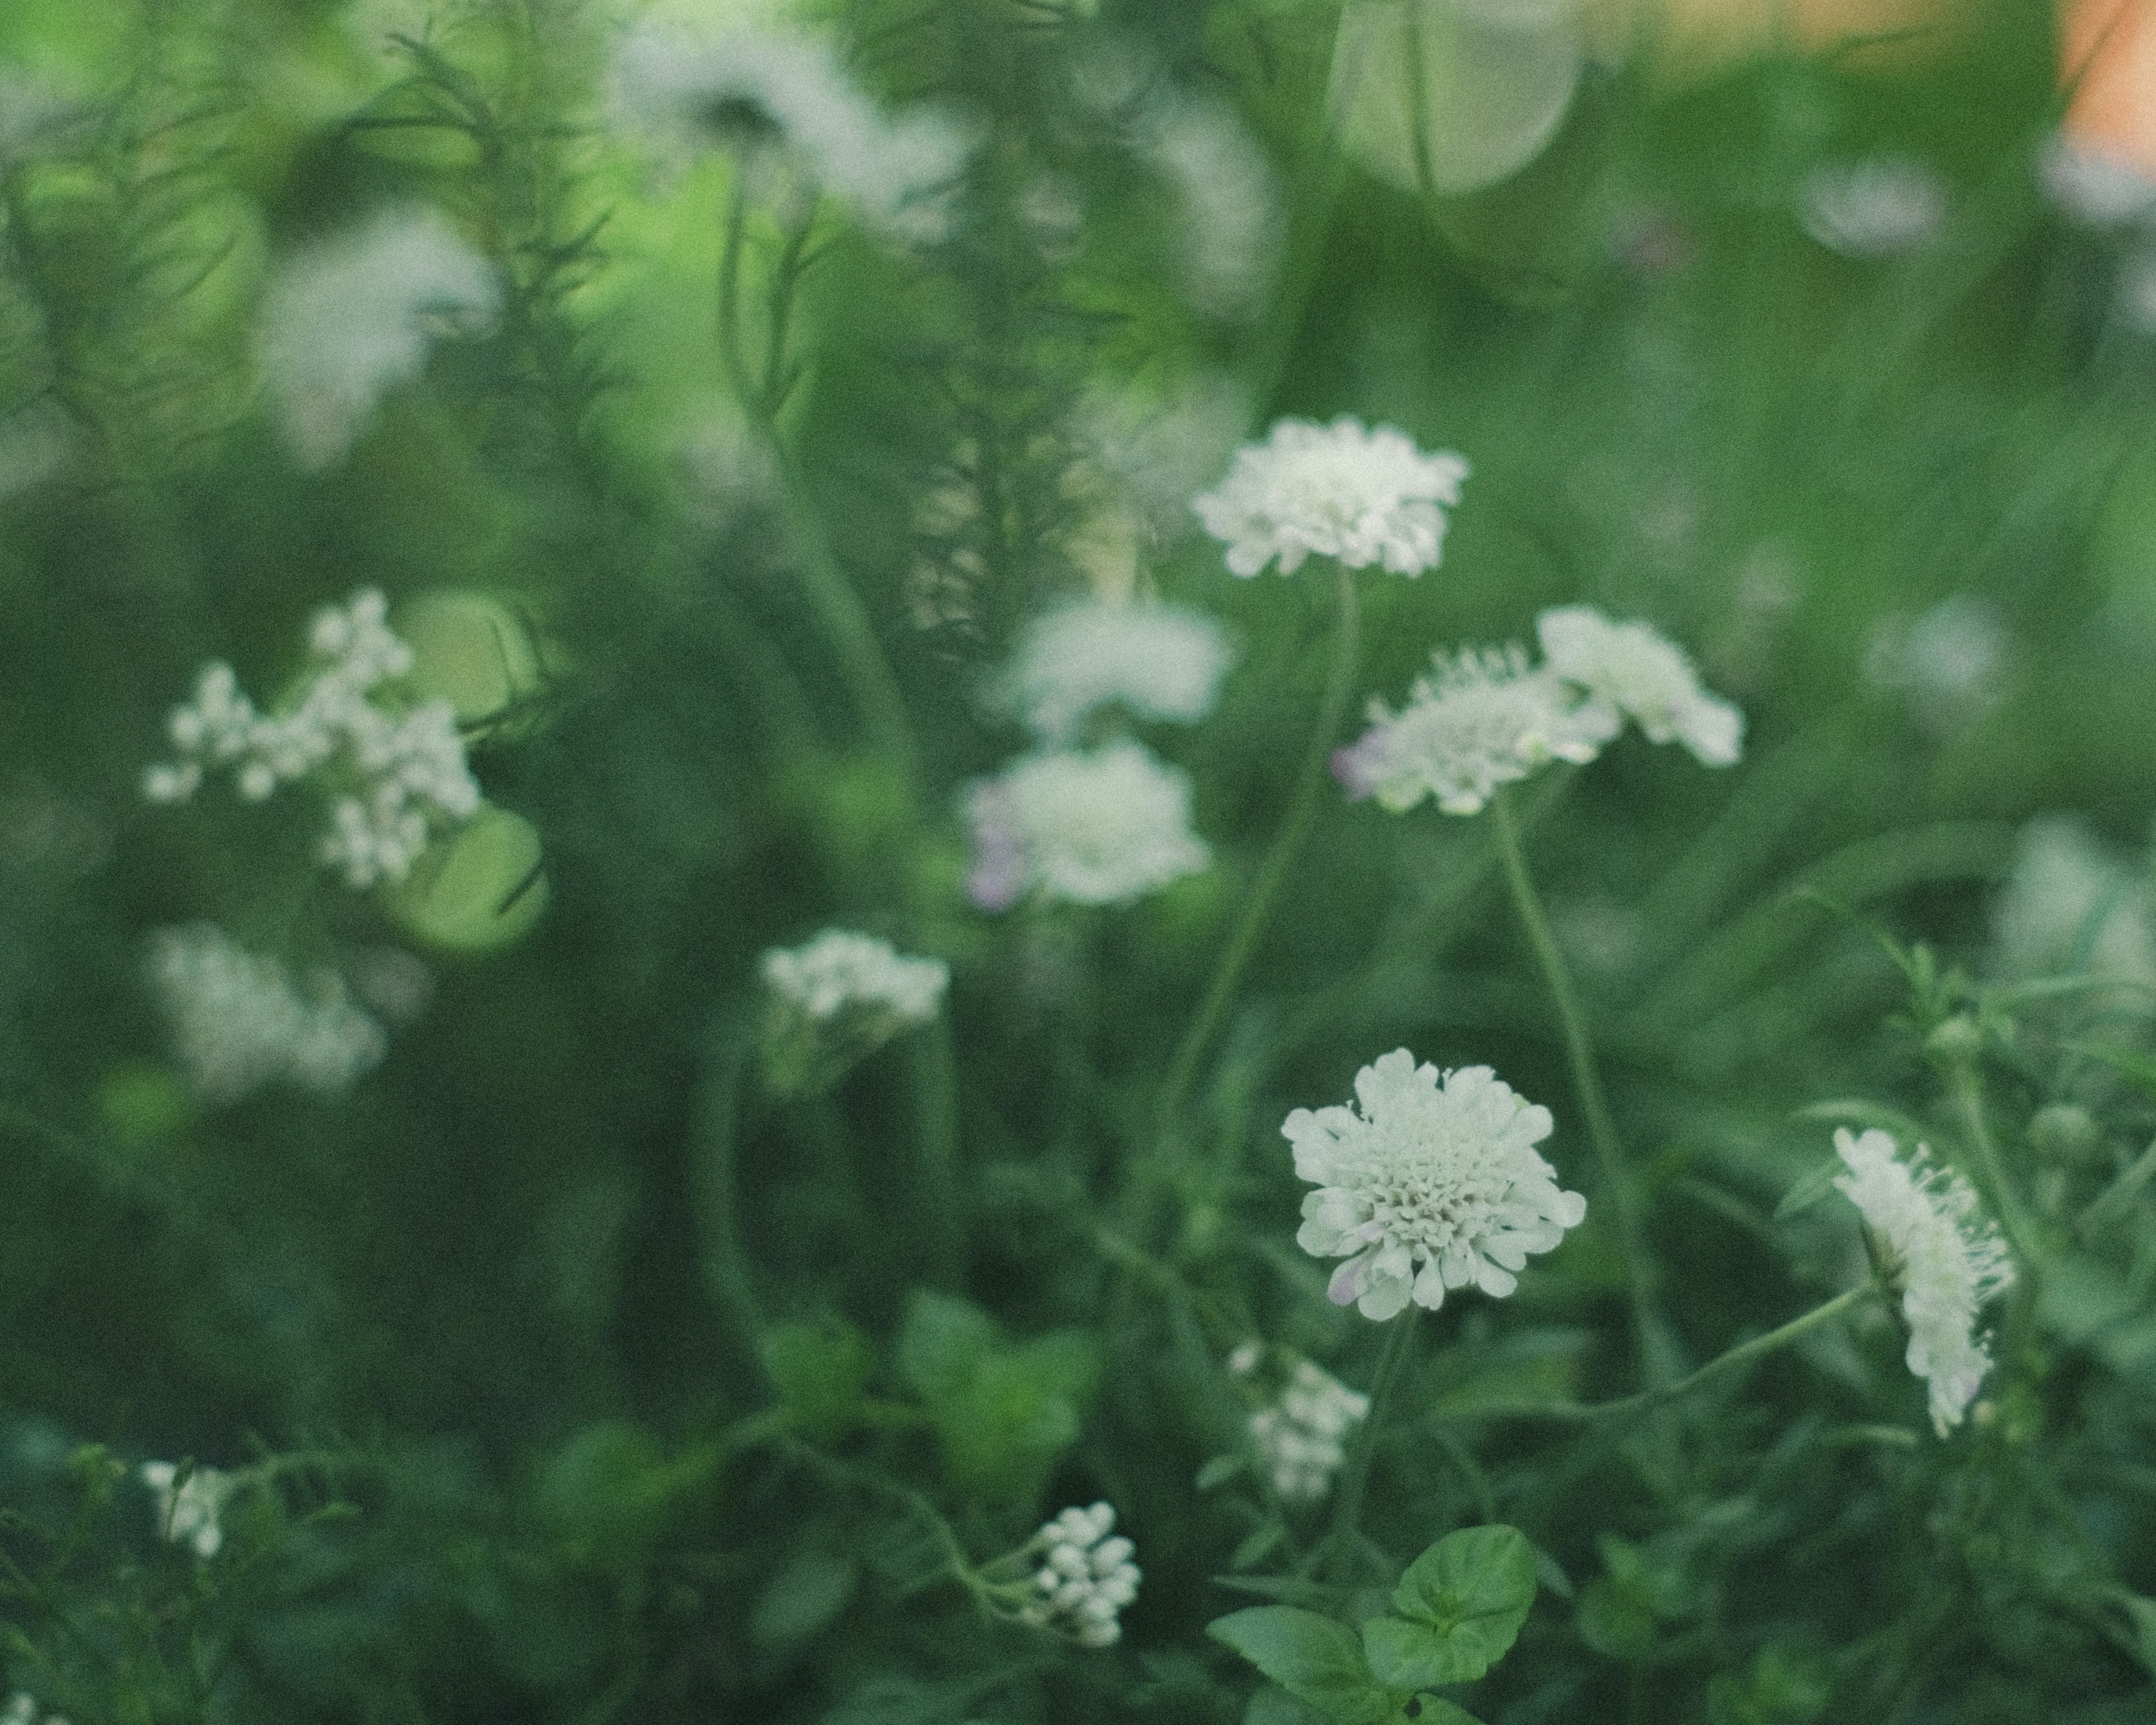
xmin=1193 ymin=416 xmax=1469 ymax=577
xmin=1248 ymin=1358 xmax=1371 ymax=1504
xmin=1001 ymin=601 xmax=1234 ymax=744
xmin=140 ymin=1460 xmax=237 ymax=1559
xmin=965 ymin=738 xmax=1209 ymax=910
xmin=146 ymin=925 xmax=389 ymax=1105
xmin=761 ymin=929 xmax=949 ymax=1024
xmin=1536 ymin=605 xmax=1744 ymax=767
xmin=1332 ymin=645 xmax=1617 ymax=815
xmin=1833 ymin=1128 xmax=2015 ymax=1436
xmin=144 ymin=589 xmax=482 ymax=890
xmin=1018 ymin=1502 xmax=1140 ymax=1648
xmin=255 ymin=206 xmax=497 ymax=468
xmin=611 ymin=25 xmax=972 ymax=244
xmin=1286 ymin=1050 xmax=1586 ymax=1321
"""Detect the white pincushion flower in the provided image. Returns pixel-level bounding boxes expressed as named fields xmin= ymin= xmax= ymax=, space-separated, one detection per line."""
xmin=1833 ymin=1127 xmax=2015 ymax=1436
xmin=140 ymin=1460 xmax=237 ymax=1559
xmin=147 ymin=925 xmax=389 ymax=1105
xmin=1536 ymin=605 xmax=1743 ymax=767
xmin=144 ymin=590 xmax=481 ymax=890
xmin=1018 ymin=1502 xmax=1140 ymax=1648
xmin=255 ymin=207 xmax=497 ymax=469
xmin=1332 ymin=645 xmax=1616 ymax=815
xmin=1193 ymin=416 xmax=1469 ymax=578
xmin=965 ymin=738 xmax=1209 ymax=911
xmin=1286 ymin=1051 xmax=1586 ymax=1321
xmin=1001 ymin=601 xmax=1234 ymax=744
xmin=611 ymin=26 xmax=972 ymax=244
xmin=1248 ymin=1359 xmax=1370 ymax=1504
xmin=761 ymin=929 xmax=948 ymax=1023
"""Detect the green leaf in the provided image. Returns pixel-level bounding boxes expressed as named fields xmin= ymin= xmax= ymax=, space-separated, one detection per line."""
xmin=762 ymin=1317 xmax=874 ymax=1441
xmin=896 ymin=1292 xmax=997 ymax=1405
xmin=1773 ymin=1157 xmax=1843 ymax=1221
xmin=1360 ymin=1616 xmax=1457 ymax=1692
xmin=1386 ymin=1525 xmax=1537 ymax=1682
xmin=1207 ymin=1607 xmax=1395 ymax=1725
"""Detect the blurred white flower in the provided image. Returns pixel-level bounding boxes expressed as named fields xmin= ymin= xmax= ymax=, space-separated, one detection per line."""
xmin=1332 ymin=644 xmax=1616 ymax=815
xmin=1536 ymin=605 xmax=1743 ymax=766
xmin=1286 ymin=1049 xmax=1585 ymax=1321
xmin=761 ymin=929 xmax=949 ymax=1024
xmin=1140 ymin=94 xmax=1280 ymax=317
xmin=144 ymin=589 xmax=481 ymax=890
xmin=1001 ymin=601 xmax=1233 ymax=743
xmin=1193 ymin=416 xmax=1469 ymax=578
xmin=0 ymin=1690 xmax=68 ymax=1725
xmin=140 ymin=1459 xmax=238 ymax=1559
xmin=255 ymin=207 xmax=497 ymax=468
xmin=965 ymin=738 xmax=1209 ymax=910
xmin=1833 ymin=1127 xmax=2014 ymax=1436
xmin=1991 ymin=816 xmax=2156 ymax=986
xmin=1080 ymin=375 xmax=1249 ymax=550
xmin=2036 ymin=132 xmax=2156 ymax=226
xmin=1862 ymin=594 xmax=2005 ymax=734
xmin=146 ymin=925 xmax=389 ymax=1105
xmin=1248 ymin=1358 xmax=1370 ymax=1503
xmin=1018 ymin=1502 xmax=1140 ymax=1648
xmin=1799 ymin=156 xmax=1947 ymax=257
xmin=611 ymin=25 xmax=972 ymax=244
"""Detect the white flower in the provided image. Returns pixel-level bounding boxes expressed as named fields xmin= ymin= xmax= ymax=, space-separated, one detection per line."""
xmin=611 ymin=25 xmax=972 ymax=244
xmin=1990 ymin=816 xmax=2156 ymax=987
xmin=255 ymin=207 xmax=497 ymax=468
xmin=1862 ymin=594 xmax=2006 ymax=734
xmin=1248 ymin=1359 xmax=1370 ymax=1504
xmin=965 ymin=738 xmax=1209 ymax=910
xmin=1140 ymin=94 xmax=1280 ymax=318
xmin=1286 ymin=1051 xmax=1585 ymax=1321
xmin=0 ymin=1691 xmax=68 ymax=1725
xmin=1001 ymin=601 xmax=1234 ymax=743
xmin=1536 ymin=605 xmax=1743 ymax=767
xmin=1018 ymin=1502 xmax=1140 ymax=1648
xmin=1799 ymin=156 xmax=1947 ymax=257
xmin=1332 ymin=644 xmax=1616 ymax=815
xmin=761 ymin=929 xmax=948 ymax=1023
xmin=1833 ymin=1128 xmax=2015 ymax=1436
xmin=140 ymin=1460 xmax=237 ymax=1559
xmin=144 ymin=590 xmax=482 ymax=891
xmin=2036 ymin=133 xmax=2156 ymax=227
xmin=146 ymin=925 xmax=389 ymax=1105
xmin=1193 ymin=416 xmax=1469 ymax=578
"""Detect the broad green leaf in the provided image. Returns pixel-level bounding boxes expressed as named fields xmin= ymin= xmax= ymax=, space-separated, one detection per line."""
xmin=1387 ymin=1525 xmax=1536 ymax=1682
xmin=762 ymin=1317 xmax=874 ymax=1441
xmin=896 ymin=1291 xmax=997 ymax=1405
xmin=1360 ymin=1616 xmax=1459 ymax=1692
xmin=1207 ymin=1607 xmax=1395 ymax=1724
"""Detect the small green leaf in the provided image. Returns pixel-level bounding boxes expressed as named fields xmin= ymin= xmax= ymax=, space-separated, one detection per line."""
xmin=762 ymin=1317 xmax=874 ymax=1441
xmin=1387 ymin=1525 xmax=1536 ymax=1683
xmin=1207 ymin=1607 xmax=1395 ymax=1725
xmin=1360 ymin=1616 xmax=1455 ymax=1692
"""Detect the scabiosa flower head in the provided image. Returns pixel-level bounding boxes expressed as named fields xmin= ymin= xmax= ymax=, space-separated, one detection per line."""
xmin=964 ymin=739 xmax=1209 ymax=911
xmin=1001 ymin=601 xmax=1234 ymax=744
xmin=1286 ymin=1051 xmax=1585 ymax=1322
xmin=1332 ymin=645 xmax=1616 ymax=815
xmin=1833 ymin=1127 xmax=2015 ymax=1436
xmin=1018 ymin=1503 xmax=1140 ymax=1648
xmin=146 ymin=925 xmax=389 ymax=1105
xmin=1193 ymin=416 xmax=1469 ymax=578
xmin=1536 ymin=605 xmax=1743 ymax=767
xmin=255 ymin=206 xmax=496 ymax=469
xmin=1245 ymin=1358 xmax=1370 ymax=1504
xmin=140 ymin=1460 xmax=237 ymax=1559
xmin=144 ymin=590 xmax=482 ymax=891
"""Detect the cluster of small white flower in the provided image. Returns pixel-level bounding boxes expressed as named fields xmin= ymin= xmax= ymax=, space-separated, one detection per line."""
xmin=1833 ymin=1127 xmax=2016 ymax=1436
xmin=612 ymin=25 xmax=972 ymax=245
xmin=999 ymin=601 xmax=1233 ymax=745
xmin=1287 ymin=1049 xmax=1586 ymax=1322
xmin=1241 ymin=1356 xmax=1370 ymax=1504
xmin=965 ymin=738 xmax=1209 ymax=911
xmin=760 ymin=929 xmax=949 ymax=1024
xmin=1019 ymin=1503 xmax=1140 ymax=1648
xmin=0 ymin=1691 xmax=67 ymax=1725
xmin=145 ymin=925 xmax=389 ymax=1105
xmin=255 ymin=206 xmax=497 ymax=469
xmin=144 ymin=590 xmax=481 ymax=889
xmin=1193 ymin=416 xmax=1469 ymax=578
xmin=140 ymin=1459 xmax=237 ymax=1559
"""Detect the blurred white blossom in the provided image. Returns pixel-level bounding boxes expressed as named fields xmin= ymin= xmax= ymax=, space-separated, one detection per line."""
xmin=255 ymin=207 xmax=497 ymax=468
xmin=140 ymin=1459 xmax=239 ymax=1559
xmin=1536 ymin=605 xmax=1743 ymax=766
xmin=965 ymin=739 xmax=1209 ymax=910
xmin=1286 ymin=1050 xmax=1585 ymax=1321
xmin=2036 ymin=133 xmax=2156 ymax=227
xmin=1799 ymin=156 xmax=1947 ymax=257
xmin=1862 ymin=594 xmax=2005 ymax=734
xmin=144 ymin=589 xmax=481 ymax=890
xmin=1194 ymin=416 xmax=1469 ymax=578
xmin=1141 ymin=95 xmax=1280 ymax=317
xmin=146 ymin=925 xmax=389 ymax=1105
xmin=1018 ymin=1502 xmax=1140 ymax=1648
xmin=1991 ymin=816 xmax=2156 ymax=987
xmin=761 ymin=929 xmax=949 ymax=1024
xmin=1833 ymin=1127 xmax=2013 ymax=1436
xmin=1246 ymin=1358 xmax=1369 ymax=1503
xmin=1001 ymin=601 xmax=1233 ymax=744
xmin=0 ymin=1691 xmax=68 ymax=1725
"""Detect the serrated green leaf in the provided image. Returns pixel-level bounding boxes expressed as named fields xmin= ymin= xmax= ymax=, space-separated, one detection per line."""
xmin=1386 ymin=1525 xmax=1536 ymax=1683
xmin=1207 ymin=1607 xmax=1395 ymax=1724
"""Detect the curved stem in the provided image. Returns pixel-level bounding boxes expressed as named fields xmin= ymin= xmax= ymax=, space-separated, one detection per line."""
xmin=1322 ymin=1307 xmax=1418 ymax=1582
xmin=1159 ymin=564 xmax=1362 ymax=1129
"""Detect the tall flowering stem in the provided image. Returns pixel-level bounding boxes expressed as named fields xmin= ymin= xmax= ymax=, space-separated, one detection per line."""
xmin=1319 ymin=1308 xmax=1417 ymax=1582
xmin=1158 ymin=563 xmax=1362 ymax=1127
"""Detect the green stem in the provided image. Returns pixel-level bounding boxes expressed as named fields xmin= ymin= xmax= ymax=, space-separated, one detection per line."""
xmin=2078 ymin=1134 xmax=2156 ymax=1238
xmin=1949 ymin=1065 xmax=2040 ymax=1268
xmin=909 ymin=1019 xmax=962 ymax=1289
xmin=1158 ymin=564 xmax=1361 ymax=1129
xmin=1322 ymin=1307 xmax=1418 ymax=1582
xmin=1490 ymin=787 xmax=1657 ymax=1360
xmin=692 ymin=1017 xmax=767 ymax=1368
